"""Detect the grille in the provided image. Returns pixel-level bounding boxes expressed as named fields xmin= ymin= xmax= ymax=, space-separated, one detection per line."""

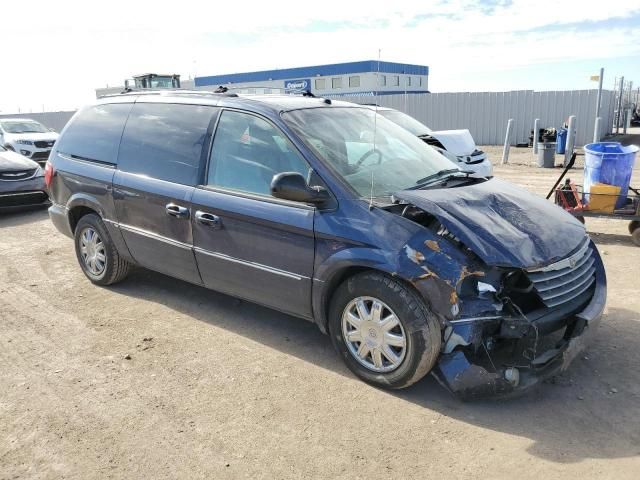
xmin=526 ymin=237 xmax=595 ymax=309
xmin=0 ymin=191 xmax=48 ymax=208
xmin=34 ymin=140 xmax=55 ymax=148
xmin=0 ymin=169 xmax=37 ymax=181
xmin=31 ymin=151 xmax=51 ymax=161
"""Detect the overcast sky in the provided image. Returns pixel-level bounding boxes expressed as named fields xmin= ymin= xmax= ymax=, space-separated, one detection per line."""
xmin=1 ymin=0 xmax=639 ymax=113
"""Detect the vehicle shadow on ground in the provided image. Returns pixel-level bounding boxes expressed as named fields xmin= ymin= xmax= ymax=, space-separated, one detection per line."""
xmin=399 ymin=306 xmax=640 ymax=463
xmin=0 ymin=207 xmax=49 ymax=228
xmin=590 ymin=231 xmax=636 ymax=247
xmin=111 ymin=271 xmax=640 ymax=464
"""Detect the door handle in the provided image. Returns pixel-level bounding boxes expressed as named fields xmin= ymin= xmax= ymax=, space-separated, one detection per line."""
xmin=165 ymin=203 xmax=190 ymax=219
xmin=195 ymin=210 xmax=222 ymax=229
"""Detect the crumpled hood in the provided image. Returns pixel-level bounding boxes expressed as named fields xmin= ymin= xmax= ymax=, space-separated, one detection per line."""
xmin=0 ymin=150 xmax=40 ymax=171
xmin=395 ymin=178 xmax=586 ymax=269
xmin=429 ymin=129 xmax=476 ymax=156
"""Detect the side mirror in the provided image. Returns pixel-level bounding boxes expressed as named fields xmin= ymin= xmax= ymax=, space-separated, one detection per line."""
xmin=271 ymin=172 xmax=329 ymax=205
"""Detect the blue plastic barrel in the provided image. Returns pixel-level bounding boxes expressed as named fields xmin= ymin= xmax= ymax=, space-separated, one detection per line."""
xmin=556 ymin=128 xmax=568 ymax=154
xmin=583 ymin=142 xmax=639 ymax=209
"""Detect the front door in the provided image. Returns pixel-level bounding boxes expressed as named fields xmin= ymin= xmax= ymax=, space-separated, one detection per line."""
xmin=113 ymin=102 xmax=218 ymax=284
xmin=191 ymin=110 xmax=315 ymax=318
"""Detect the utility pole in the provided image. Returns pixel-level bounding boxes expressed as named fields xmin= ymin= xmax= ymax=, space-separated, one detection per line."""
xmin=593 ymin=116 xmax=601 ymax=143
xmin=595 ymin=67 xmax=604 ymax=119
xmin=502 ymin=119 xmax=514 ymax=164
xmin=565 ymin=115 xmax=576 ymax=167
xmin=616 ymin=76 xmax=624 ymax=134
xmin=533 ymin=118 xmax=540 ymax=154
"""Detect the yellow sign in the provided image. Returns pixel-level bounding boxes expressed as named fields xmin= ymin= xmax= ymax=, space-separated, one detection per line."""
xmin=590 ymin=75 xmax=600 ymax=81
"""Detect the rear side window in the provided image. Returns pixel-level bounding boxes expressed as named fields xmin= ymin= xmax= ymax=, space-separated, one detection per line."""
xmin=118 ymin=103 xmax=216 ymax=186
xmin=56 ymin=103 xmax=132 ymax=163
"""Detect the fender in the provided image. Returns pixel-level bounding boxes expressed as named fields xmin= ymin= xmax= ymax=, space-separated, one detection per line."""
xmin=311 ymin=245 xmax=397 ymax=333
xmin=311 ymin=227 xmax=485 ymax=334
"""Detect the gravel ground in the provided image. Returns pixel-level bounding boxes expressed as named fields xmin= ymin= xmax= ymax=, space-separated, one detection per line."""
xmin=1 ymin=160 xmax=639 ymax=479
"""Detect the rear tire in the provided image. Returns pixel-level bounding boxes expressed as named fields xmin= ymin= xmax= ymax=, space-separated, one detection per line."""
xmin=74 ymin=213 xmax=130 ymax=285
xmin=328 ymin=271 xmax=441 ymax=389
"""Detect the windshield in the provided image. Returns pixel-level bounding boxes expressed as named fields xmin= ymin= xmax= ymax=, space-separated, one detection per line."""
xmin=282 ymin=107 xmax=457 ymax=197
xmin=0 ymin=120 xmax=49 ymax=134
xmin=378 ymin=110 xmax=432 ymax=136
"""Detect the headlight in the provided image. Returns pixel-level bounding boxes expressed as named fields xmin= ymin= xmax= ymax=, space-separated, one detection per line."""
xmin=17 ymin=140 xmax=34 ymax=145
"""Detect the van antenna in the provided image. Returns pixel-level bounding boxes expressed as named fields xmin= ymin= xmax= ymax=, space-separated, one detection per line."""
xmin=369 ymin=48 xmax=381 ymax=210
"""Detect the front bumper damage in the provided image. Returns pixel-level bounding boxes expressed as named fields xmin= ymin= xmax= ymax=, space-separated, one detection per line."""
xmin=432 ymin=251 xmax=606 ymax=400
xmin=389 ymin=181 xmax=605 ymax=399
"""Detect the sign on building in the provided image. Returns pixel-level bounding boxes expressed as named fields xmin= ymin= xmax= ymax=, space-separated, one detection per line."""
xmin=284 ymin=79 xmax=311 ymax=91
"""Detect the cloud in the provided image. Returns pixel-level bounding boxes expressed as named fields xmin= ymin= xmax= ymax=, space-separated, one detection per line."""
xmin=0 ymin=0 xmax=638 ymax=112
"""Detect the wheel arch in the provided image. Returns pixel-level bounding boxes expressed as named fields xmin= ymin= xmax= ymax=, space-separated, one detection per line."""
xmin=313 ymin=263 xmax=430 ymax=335
xmin=66 ymin=194 xmax=106 ymax=233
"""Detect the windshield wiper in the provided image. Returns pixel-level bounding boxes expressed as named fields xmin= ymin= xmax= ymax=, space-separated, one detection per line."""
xmin=408 ymin=169 xmax=475 ymax=190
xmin=411 ymin=168 xmax=460 ymax=188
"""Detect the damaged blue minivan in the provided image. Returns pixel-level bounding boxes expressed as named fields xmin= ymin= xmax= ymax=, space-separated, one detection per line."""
xmin=46 ymin=92 xmax=606 ymax=399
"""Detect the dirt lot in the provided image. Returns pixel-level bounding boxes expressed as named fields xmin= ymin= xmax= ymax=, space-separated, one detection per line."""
xmin=1 ymin=156 xmax=640 ymax=479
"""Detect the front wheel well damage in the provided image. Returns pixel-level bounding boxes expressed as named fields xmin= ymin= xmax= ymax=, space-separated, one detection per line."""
xmin=319 ymin=266 xmax=439 ymax=335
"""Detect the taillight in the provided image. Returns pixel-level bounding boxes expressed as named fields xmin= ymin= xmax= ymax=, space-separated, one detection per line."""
xmin=44 ymin=161 xmax=54 ymax=188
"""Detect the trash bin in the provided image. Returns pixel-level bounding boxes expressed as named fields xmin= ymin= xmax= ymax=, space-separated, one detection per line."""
xmin=584 ymin=142 xmax=639 ymax=209
xmin=556 ymin=128 xmax=568 ymax=154
xmin=539 ymin=128 xmax=557 ymax=143
xmin=537 ymin=142 xmax=557 ymax=168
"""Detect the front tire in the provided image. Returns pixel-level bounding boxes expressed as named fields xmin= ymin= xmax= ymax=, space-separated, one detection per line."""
xmin=74 ymin=213 xmax=131 ymax=285
xmin=329 ymin=272 xmax=441 ymax=389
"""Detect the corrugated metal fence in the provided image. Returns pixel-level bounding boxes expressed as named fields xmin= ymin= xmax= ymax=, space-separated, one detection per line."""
xmin=0 ymin=111 xmax=75 ymax=133
xmin=0 ymin=90 xmax=616 ymax=146
xmin=341 ymin=89 xmax=615 ymax=146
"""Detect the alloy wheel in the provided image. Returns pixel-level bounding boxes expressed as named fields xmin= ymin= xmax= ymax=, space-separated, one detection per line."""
xmin=79 ymin=227 xmax=106 ymax=276
xmin=341 ymin=296 xmax=407 ymax=373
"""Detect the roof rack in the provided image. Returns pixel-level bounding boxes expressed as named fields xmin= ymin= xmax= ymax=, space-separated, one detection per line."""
xmin=209 ymin=84 xmax=321 ymax=96
xmin=171 ymin=89 xmax=238 ymax=97
xmin=210 ymin=85 xmax=336 ymax=104
xmin=99 ymin=88 xmax=239 ymax=99
xmin=99 ymin=86 xmax=334 ymax=103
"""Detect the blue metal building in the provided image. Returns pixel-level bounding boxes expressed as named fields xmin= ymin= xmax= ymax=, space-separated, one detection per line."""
xmin=194 ymin=60 xmax=429 ymax=97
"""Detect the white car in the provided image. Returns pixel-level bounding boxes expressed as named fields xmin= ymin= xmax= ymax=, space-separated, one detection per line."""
xmin=374 ymin=107 xmax=493 ymax=177
xmin=0 ymin=118 xmax=59 ymax=167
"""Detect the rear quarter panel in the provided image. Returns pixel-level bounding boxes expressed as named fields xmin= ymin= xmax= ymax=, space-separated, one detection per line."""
xmin=48 ymin=151 xmax=132 ymax=261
